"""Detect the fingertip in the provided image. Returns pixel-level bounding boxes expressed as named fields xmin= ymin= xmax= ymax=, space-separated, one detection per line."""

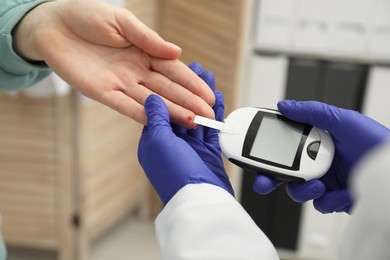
xmin=202 ymin=106 xmax=216 ymax=121
xmin=277 ymin=100 xmax=297 ymax=115
xmin=130 ymin=28 xmax=180 ymax=59
xmin=253 ymin=175 xmax=281 ymax=195
xmin=144 ymin=94 xmax=163 ymax=107
xmin=160 ymin=44 xmax=182 ymax=59
xmin=313 ymin=201 xmax=330 ymax=214
xmin=120 ymin=9 xmax=180 ymax=59
xmin=287 ymin=180 xmax=326 ymax=203
xmin=168 ymin=42 xmax=182 ymax=55
xmin=193 ymin=95 xmax=216 ymax=121
xmin=144 ymin=94 xmax=170 ymax=125
xmin=214 ymin=91 xmax=224 ymax=108
xmin=156 ymin=41 xmax=182 ymax=59
xmin=188 ymin=62 xmax=204 ymax=75
xmin=277 ymin=99 xmax=295 ymax=108
xmin=313 ymin=190 xmax=353 ymax=214
xmin=213 ymin=91 xmax=225 ymax=121
xmin=204 ymin=87 xmax=216 ymax=107
xmin=214 ymin=90 xmax=224 ymax=101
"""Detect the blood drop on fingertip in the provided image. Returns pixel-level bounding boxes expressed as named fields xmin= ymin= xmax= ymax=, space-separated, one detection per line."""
xmin=187 ymin=116 xmax=193 ymax=121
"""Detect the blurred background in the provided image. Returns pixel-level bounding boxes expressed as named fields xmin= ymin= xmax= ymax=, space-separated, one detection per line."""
xmin=1 ymin=0 xmax=390 ymax=259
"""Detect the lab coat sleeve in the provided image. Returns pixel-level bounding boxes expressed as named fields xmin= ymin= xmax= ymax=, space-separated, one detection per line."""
xmin=155 ymin=183 xmax=280 ymax=260
xmin=0 ymin=0 xmax=52 ymax=91
xmin=339 ymin=139 xmax=390 ymax=260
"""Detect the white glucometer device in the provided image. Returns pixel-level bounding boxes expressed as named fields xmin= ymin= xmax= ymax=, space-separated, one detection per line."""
xmin=194 ymin=107 xmax=335 ymax=182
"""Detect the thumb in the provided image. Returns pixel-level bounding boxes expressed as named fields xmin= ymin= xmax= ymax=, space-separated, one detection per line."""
xmin=139 ymin=94 xmax=173 ymax=164
xmin=120 ymin=11 xmax=181 ymax=59
xmin=144 ymin=94 xmax=171 ymax=130
xmin=278 ymin=100 xmax=343 ymax=133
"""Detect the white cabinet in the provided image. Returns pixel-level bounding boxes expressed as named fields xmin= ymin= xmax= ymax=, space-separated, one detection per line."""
xmin=240 ymin=0 xmax=390 ymax=259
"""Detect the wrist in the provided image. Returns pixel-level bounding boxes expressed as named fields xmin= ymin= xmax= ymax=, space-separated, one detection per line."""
xmin=13 ymin=1 xmax=57 ymax=61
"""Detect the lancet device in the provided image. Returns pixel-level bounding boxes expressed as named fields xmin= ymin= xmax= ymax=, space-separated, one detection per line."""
xmin=194 ymin=107 xmax=335 ymax=182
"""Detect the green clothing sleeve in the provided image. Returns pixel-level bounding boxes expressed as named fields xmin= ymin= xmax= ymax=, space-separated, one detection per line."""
xmin=0 ymin=216 xmax=5 ymax=260
xmin=0 ymin=0 xmax=53 ymax=91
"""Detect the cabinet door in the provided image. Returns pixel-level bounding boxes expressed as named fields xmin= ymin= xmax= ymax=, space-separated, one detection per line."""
xmin=241 ymin=173 xmax=303 ymax=250
xmin=363 ymin=66 xmax=390 ymax=127
xmin=285 ymin=58 xmax=324 ymax=101
xmin=322 ymin=62 xmax=368 ymax=110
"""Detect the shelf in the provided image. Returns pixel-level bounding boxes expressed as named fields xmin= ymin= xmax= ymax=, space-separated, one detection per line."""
xmin=253 ymin=44 xmax=390 ymax=66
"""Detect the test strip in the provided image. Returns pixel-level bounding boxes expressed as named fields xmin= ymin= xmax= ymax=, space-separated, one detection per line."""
xmin=194 ymin=115 xmax=224 ymax=131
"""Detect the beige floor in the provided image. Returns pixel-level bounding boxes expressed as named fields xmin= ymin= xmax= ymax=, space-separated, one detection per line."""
xmin=8 ymin=215 xmax=160 ymax=260
xmin=7 ymin=215 xmax=305 ymax=260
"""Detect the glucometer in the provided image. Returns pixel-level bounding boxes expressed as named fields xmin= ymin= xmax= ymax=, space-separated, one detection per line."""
xmin=194 ymin=107 xmax=335 ymax=182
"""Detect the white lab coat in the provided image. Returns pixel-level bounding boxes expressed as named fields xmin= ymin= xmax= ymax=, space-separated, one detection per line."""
xmin=155 ymin=140 xmax=390 ymax=260
xmin=156 ymin=184 xmax=279 ymax=260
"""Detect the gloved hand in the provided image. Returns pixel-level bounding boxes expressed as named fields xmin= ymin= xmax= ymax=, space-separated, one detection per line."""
xmin=138 ymin=64 xmax=234 ymax=205
xmin=254 ymin=100 xmax=389 ymax=213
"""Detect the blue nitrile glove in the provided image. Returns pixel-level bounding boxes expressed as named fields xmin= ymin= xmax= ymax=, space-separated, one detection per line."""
xmin=254 ymin=100 xmax=390 ymax=213
xmin=138 ymin=65 xmax=234 ymax=205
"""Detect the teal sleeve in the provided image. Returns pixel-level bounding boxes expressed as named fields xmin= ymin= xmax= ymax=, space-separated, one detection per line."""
xmin=0 ymin=216 xmax=6 ymax=260
xmin=0 ymin=0 xmax=53 ymax=91
xmin=0 ymin=236 xmax=5 ymax=260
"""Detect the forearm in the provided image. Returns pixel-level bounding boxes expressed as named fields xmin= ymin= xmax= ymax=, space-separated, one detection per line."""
xmin=0 ymin=0 xmax=52 ymax=90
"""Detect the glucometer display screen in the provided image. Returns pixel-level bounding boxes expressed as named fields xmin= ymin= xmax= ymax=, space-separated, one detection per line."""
xmin=242 ymin=111 xmax=312 ymax=170
xmin=249 ymin=116 xmax=305 ymax=167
